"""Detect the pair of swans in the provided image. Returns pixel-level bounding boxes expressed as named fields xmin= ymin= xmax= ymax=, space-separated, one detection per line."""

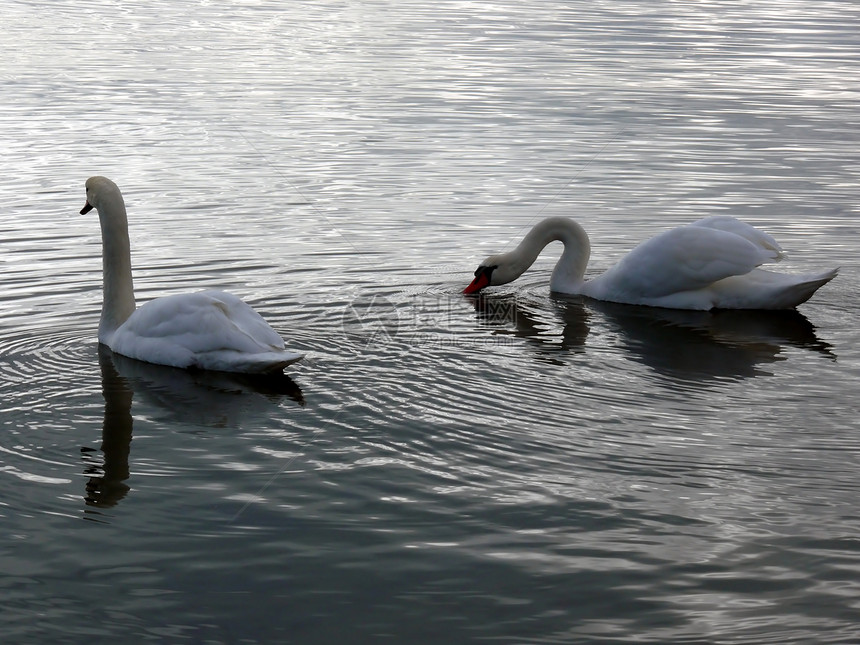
xmin=82 ymin=176 xmax=836 ymax=375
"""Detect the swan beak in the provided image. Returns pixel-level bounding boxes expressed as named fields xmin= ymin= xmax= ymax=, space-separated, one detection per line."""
xmin=80 ymin=201 xmax=94 ymax=215
xmin=464 ymin=269 xmax=492 ymax=294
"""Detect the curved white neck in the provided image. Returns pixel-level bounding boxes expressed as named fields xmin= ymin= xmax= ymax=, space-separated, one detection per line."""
xmin=499 ymin=217 xmax=591 ymax=291
xmin=96 ymin=192 xmax=136 ymax=343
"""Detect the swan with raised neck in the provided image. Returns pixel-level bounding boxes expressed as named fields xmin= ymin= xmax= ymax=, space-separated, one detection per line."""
xmin=82 ymin=176 xmax=136 ymax=344
xmin=464 ymin=216 xmax=837 ymax=310
xmin=80 ymin=176 xmax=303 ymax=373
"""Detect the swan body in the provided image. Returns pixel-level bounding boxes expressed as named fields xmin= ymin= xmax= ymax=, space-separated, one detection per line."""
xmin=465 ymin=216 xmax=837 ymax=310
xmin=82 ymin=176 xmax=303 ymax=373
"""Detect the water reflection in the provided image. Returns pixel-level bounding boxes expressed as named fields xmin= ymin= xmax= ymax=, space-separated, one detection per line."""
xmin=469 ymin=293 xmax=834 ymax=380
xmin=82 ymin=346 xmax=304 ymax=516
xmin=110 ymin=351 xmax=304 ymax=424
xmin=592 ymin=301 xmax=835 ymax=381
xmin=82 ymin=345 xmax=133 ymax=513
xmin=471 ymin=294 xmax=589 ymax=363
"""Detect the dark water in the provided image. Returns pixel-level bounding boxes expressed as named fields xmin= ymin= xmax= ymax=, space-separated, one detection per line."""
xmin=2 ymin=1 xmax=859 ymax=643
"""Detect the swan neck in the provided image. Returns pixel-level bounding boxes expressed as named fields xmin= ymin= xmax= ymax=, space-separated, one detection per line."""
xmin=513 ymin=218 xmax=590 ymax=288
xmin=97 ymin=193 xmax=136 ymax=342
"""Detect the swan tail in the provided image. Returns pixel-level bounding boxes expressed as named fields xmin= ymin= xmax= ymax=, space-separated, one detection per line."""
xmin=195 ymin=350 xmax=305 ymax=374
xmin=784 ymin=268 xmax=838 ymax=307
xmin=710 ymin=268 xmax=837 ymax=310
xmin=243 ymin=351 xmax=305 ymax=374
xmin=765 ymin=268 xmax=838 ymax=309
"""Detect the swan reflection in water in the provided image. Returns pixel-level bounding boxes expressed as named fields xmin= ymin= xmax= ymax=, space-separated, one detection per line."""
xmin=82 ymin=345 xmax=134 ymax=511
xmin=82 ymin=345 xmax=303 ymax=515
xmin=469 ymin=293 xmax=834 ymax=380
xmin=471 ymin=293 xmax=589 ymax=363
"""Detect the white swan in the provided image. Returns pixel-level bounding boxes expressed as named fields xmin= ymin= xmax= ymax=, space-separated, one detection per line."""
xmin=81 ymin=176 xmax=304 ymax=373
xmin=464 ymin=216 xmax=837 ymax=310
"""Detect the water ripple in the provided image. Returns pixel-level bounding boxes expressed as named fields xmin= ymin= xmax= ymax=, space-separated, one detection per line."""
xmin=2 ymin=0 xmax=859 ymax=642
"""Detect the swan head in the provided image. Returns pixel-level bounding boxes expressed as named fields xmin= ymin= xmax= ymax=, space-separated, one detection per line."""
xmin=81 ymin=176 xmax=123 ymax=215
xmin=463 ymin=218 xmax=590 ymax=294
xmin=463 ymin=253 xmax=529 ymax=294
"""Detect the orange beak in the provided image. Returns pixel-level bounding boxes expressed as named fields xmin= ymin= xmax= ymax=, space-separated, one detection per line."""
xmin=463 ymin=270 xmax=491 ymax=294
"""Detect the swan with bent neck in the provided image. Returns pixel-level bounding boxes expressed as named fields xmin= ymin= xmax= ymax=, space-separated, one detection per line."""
xmin=82 ymin=176 xmax=303 ymax=373
xmin=464 ymin=216 xmax=837 ymax=310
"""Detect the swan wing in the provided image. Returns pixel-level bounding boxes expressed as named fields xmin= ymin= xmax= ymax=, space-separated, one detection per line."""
xmin=591 ymin=225 xmax=779 ymax=301
xmin=110 ymin=290 xmax=302 ymax=372
xmin=689 ymin=216 xmax=785 ymax=261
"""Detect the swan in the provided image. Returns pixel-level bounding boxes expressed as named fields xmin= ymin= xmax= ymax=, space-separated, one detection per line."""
xmin=81 ymin=176 xmax=304 ymax=373
xmin=464 ymin=216 xmax=837 ymax=310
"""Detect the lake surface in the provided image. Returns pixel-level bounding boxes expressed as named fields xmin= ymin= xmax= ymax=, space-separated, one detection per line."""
xmin=2 ymin=1 xmax=859 ymax=642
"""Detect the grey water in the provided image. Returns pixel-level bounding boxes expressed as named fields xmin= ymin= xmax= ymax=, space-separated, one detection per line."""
xmin=2 ymin=1 xmax=859 ymax=643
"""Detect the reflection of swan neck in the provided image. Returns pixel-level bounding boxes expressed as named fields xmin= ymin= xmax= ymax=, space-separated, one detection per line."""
xmin=85 ymin=345 xmax=133 ymax=511
xmin=96 ymin=186 xmax=136 ymax=343
xmin=513 ymin=217 xmax=591 ymax=290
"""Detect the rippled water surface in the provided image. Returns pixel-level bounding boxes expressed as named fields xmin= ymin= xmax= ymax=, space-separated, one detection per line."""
xmin=2 ymin=1 xmax=859 ymax=643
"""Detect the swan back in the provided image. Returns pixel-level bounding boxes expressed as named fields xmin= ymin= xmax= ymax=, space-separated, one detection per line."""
xmin=690 ymin=216 xmax=785 ymax=261
xmin=584 ymin=225 xmax=776 ymax=301
xmin=110 ymin=290 xmax=304 ymax=373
